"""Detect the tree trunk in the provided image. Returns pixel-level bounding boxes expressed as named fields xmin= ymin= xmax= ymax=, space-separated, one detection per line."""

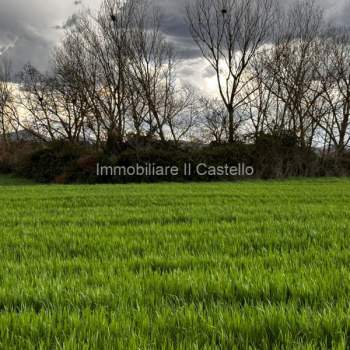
xmin=228 ymin=106 xmax=234 ymax=144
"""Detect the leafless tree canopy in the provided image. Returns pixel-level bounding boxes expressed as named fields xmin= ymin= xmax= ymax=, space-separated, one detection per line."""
xmin=13 ymin=0 xmax=197 ymax=148
xmin=1 ymin=0 xmax=348 ymax=159
xmin=0 ymin=58 xmax=16 ymax=141
xmin=186 ymin=0 xmax=278 ymax=143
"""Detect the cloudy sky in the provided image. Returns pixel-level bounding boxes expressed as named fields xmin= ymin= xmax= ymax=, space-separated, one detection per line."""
xmin=0 ymin=0 xmax=349 ymax=94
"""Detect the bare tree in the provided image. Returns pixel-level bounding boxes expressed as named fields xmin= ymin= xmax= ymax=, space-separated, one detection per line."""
xmin=0 ymin=58 xmax=15 ymax=142
xmin=187 ymin=0 xmax=277 ymax=143
xmin=127 ymin=2 xmax=174 ymax=142
xmin=259 ymin=0 xmax=327 ymax=149
xmin=54 ymin=21 xmax=106 ymax=146
xmin=199 ymin=97 xmax=228 ymax=143
xmin=53 ymin=35 xmax=95 ymax=143
xmin=236 ymin=55 xmax=276 ymax=139
xmin=65 ymin=0 xmax=139 ymax=150
xmin=16 ymin=63 xmax=88 ymax=143
xmin=165 ymin=85 xmax=199 ymax=144
xmin=16 ymin=65 xmax=55 ymax=142
xmin=122 ymin=1 xmax=199 ymax=144
xmin=318 ymin=27 xmax=350 ymax=156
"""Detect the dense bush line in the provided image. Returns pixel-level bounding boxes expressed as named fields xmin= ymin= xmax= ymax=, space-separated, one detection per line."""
xmin=1 ymin=134 xmax=349 ymax=183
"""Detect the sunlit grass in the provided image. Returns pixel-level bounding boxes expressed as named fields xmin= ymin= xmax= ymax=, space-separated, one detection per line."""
xmin=0 ymin=178 xmax=349 ymax=349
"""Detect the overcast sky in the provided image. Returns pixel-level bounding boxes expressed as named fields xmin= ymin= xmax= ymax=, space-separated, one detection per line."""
xmin=0 ymin=0 xmax=349 ymax=94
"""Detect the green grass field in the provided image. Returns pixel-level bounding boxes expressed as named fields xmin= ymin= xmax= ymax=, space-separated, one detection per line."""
xmin=0 ymin=177 xmax=350 ymax=349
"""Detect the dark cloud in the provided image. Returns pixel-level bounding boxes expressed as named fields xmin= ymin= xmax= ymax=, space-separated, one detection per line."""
xmin=0 ymin=0 xmax=89 ymax=73
xmin=0 ymin=0 xmax=348 ymax=74
xmin=154 ymin=0 xmax=349 ymax=60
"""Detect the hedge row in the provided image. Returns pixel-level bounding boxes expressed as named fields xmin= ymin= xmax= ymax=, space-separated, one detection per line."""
xmin=0 ymin=134 xmax=349 ymax=183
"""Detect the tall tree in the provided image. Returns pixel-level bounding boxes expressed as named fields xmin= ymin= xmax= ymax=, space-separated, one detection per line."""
xmin=187 ymin=0 xmax=277 ymax=143
xmin=259 ymin=0 xmax=326 ymax=149
xmin=0 ymin=58 xmax=15 ymax=142
xmin=318 ymin=27 xmax=350 ymax=155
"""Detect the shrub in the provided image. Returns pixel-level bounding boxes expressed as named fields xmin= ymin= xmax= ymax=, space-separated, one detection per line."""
xmin=1 ymin=134 xmax=349 ymax=183
xmin=17 ymin=142 xmax=93 ymax=183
